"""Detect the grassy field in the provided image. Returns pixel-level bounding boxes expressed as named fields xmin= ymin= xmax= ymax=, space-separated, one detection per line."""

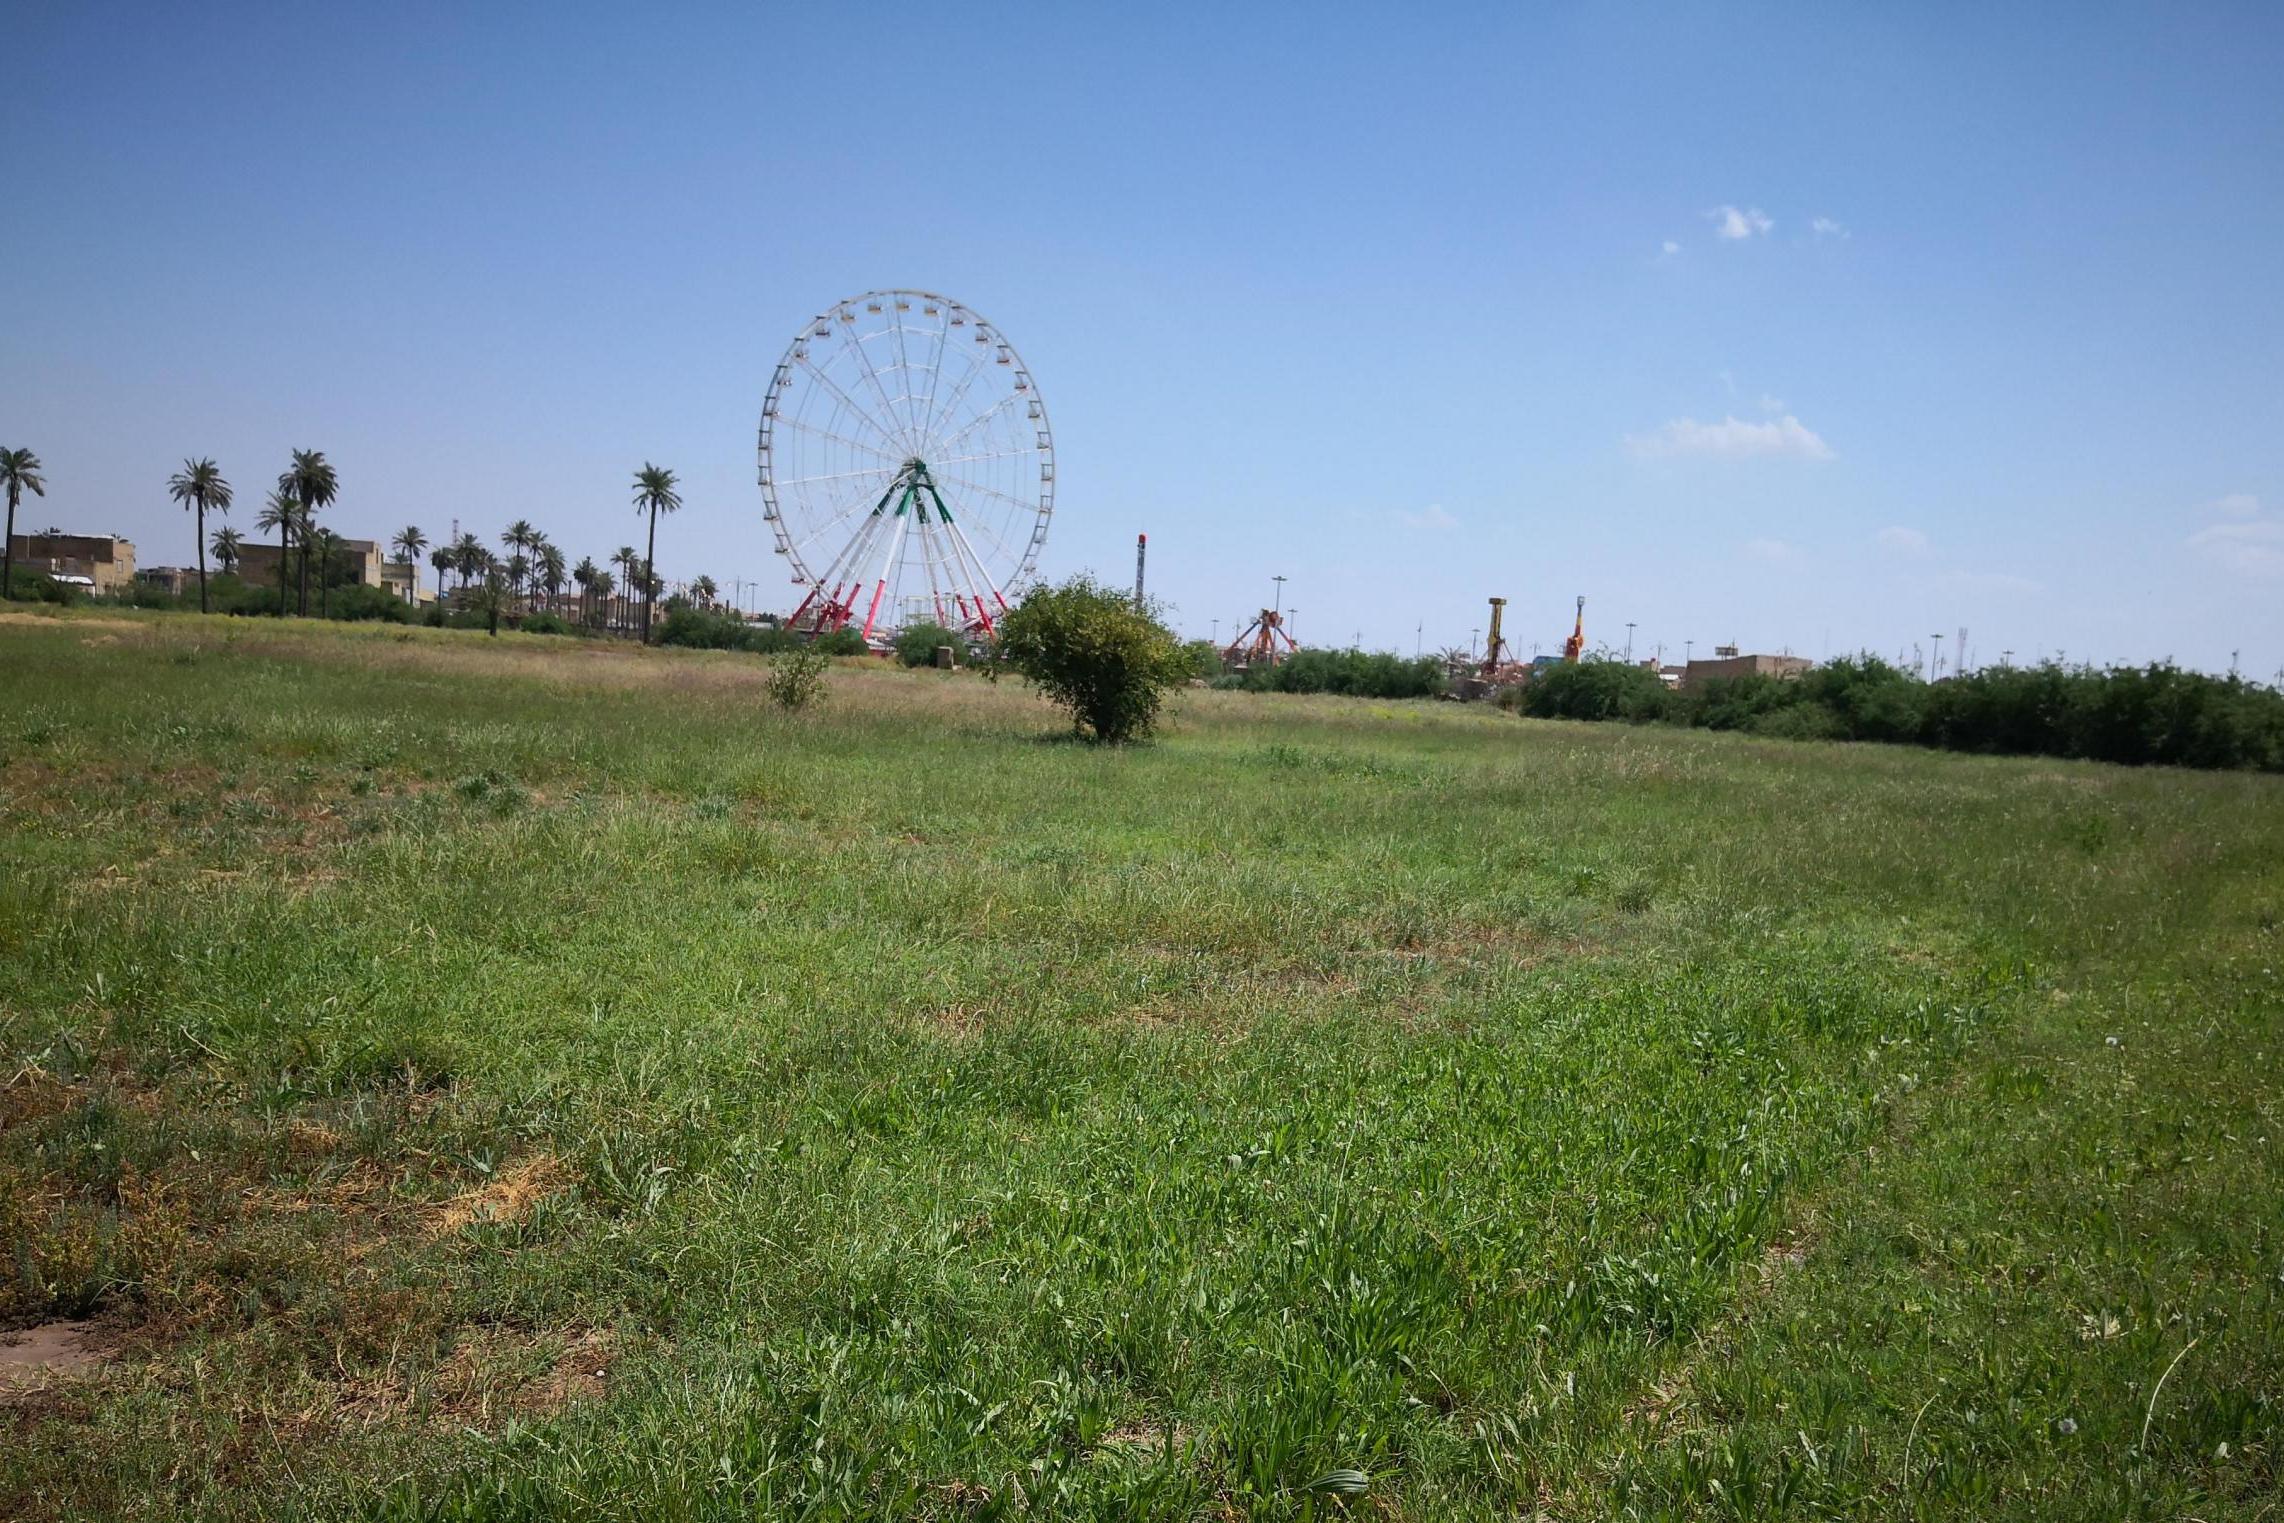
xmin=1 ymin=608 xmax=2278 ymax=1521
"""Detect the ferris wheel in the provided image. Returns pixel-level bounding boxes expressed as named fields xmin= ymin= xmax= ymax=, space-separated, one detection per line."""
xmin=759 ymin=290 xmax=1053 ymax=639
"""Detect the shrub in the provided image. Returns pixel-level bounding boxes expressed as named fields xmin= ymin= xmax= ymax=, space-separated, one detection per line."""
xmin=323 ymin=583 xmax=413 ymax=623
xmin=767 ymin=646 xmax=830 ymax=711
xmin=657 ymin=605 xmax=749 ymax=650
xmin=519 ymin=611 xmax=574 ymax=636
xmin=812 ymin=627 xmax=868 ymax=657
xmin=992 ymin=575 xmax=1189 ymax=743
xmin=1241 ymin=647 xmax=1446 ymax=699
xmin=5 ymin=570 xmax=81 ymax=604
xmin=893 ymin=621 xmax=966 ymax=667
xmin=1685 ymin=672 xmax=1802 ymax=732
xmin=1797 ymin=656 xmax=1925 ymax=744
xmin=1180 ymin=639 xmax=1224 ymax=680
xmin=1522 ymin=660 xmax=1674 ymax=723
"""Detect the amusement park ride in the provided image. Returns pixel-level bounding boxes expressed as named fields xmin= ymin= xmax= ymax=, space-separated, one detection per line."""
xmin=760 ymin=290 xmax=1053 ymax=642
xmin=1221 ymin=608 xmax=1299 ymax=667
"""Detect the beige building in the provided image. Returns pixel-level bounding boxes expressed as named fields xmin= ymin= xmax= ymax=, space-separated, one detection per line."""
xmin=1680 ymin=652 xmax=1812 ymax=689
xmin=234 ymin=538 xmax=422 ymax=600
xmin=8 ymin=531 xmax=136 ymax=593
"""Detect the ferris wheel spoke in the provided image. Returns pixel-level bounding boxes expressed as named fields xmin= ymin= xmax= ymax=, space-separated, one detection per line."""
xmin=795 ymin=356 xmax=904 ymax=456
xmin=927 ymin=448 xmax=1037 ymax=468
xmin=774 ymin=463 xmax=901 ymax=489
xmin=773 ymin=415 xmax=904 ymax=463
xmin=915 ymin=318 xmax=951 ymax=453
xmin=933 ymin=469 xmax=1040 ymax=515
xmin=932 ymin=392 xmax=1024 ymax=454
xmin=847 ymin=322 xmax=919 ymax=450
xmin=915 ymin=336 xmax=997 ymax=449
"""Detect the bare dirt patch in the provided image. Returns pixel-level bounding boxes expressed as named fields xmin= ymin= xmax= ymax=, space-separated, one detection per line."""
xmin=431 ymin=1153 xmax=576 ymax=1235
xmin=0 ymin=1320 xmax=113 ymax=1397
xmin=0 ymin=613 xmax=144 ymax=634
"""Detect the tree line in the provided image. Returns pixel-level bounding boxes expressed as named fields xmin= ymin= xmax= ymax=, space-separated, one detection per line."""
xmin=3 ymin=445 xmax=696 ymax=641
xmin=1520 ymin=653 xmax=2284 ymax=772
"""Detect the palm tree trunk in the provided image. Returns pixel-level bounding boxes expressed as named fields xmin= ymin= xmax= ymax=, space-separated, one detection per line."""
xmin=278 ymin=527 xmax=291 ymax=616
xmin=196 ymin=505 xmax=209 ymax=614
xmin=298 ymin=539 xmax=311 ymax=616
xmin=3 ymin=486 xmax=16 ymax=600
xmin=642 ymin=510 xmax=658 ymax=643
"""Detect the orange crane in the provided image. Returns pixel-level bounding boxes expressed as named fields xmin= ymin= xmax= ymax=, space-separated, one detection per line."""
xmin=1560 ymin=595 xmax=1586 ymax=662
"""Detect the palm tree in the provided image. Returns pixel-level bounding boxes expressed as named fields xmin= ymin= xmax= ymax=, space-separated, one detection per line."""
xmin=537 ymin=542 xmax=566 ymax=613
xmin=590 ymin=567 xmax=615 ymax=630
xmin=570 ymin=557 xmax=594 ymax=625
xmin=429 ymin=545 xmax=454 ymax=597
xmin=691 ymin=574 xmax=718 ymax=608
xmin=500 ymin=519 xmax=536 ymax=604
xmin=630 ymin=464 xmax=681 ymax=643
xmin=312 ymin=528 xmax=343 ymax=616
xmin=167 ymin=459 xmax=233 ymax=614
xmin=210 ymin=525 xmax=243 ymax=575
xmin=279 ymin=450 xmax=338 ymax=615
xmin=2 ymin=448 xmax=48 ymax=599
xmin=609 ymin=545 xmax=640 ymax=633
xmin=391 ymin=525 xmax=428 ymax=603
xmin=255 ymin=487 xmax=298 ymax=616
xmin=452 ymin=532 xmax=485 ymax=594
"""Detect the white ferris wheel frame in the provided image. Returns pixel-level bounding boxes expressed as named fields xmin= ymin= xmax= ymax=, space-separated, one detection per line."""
xmin=757 ymin=289 xmax=1054 ymax=637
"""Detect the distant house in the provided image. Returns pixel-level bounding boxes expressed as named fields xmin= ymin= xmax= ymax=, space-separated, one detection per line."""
xmin=1680 ymin=652 xmax=1811 ymax=689
xmin=236 ymin=537 xmax=408 ymax=595
xmin=8 ymin=531 xmax=136 ymax=593
xmin=137 ymin=565 xmax=194 ymax=596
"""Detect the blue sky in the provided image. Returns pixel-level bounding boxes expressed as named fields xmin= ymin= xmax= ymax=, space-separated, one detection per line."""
xmin=5 ymin=2 xmax=2280 ymax=675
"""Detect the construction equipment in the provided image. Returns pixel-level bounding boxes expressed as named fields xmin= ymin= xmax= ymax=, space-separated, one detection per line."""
xmin=1223 ymin=608 xmax=1297 ymax=668
xmin=1561 ymin=595 xmax=1586 ymax=662
xmin=1482 ymin=596 xmax=1511 ymax=672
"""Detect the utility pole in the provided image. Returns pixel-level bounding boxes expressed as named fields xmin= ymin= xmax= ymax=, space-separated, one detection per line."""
xmin=1134 ymin=533 xmax=1147 ymax=610
xmin=1287 ymin=608 xmax=1299 ymax=645
xmin=1415 ymin=621 xmax=1422 ymax=656
xmin=1625 ymin=621 xmax=1636 ymax=661
xmin=1271 ymin=574 xmax=1287 ymax=618
xmin=1685 ymin=639 xmax=1693 ymax=665
xmin=1931 ymin=632 xmax=1944 ymax=679
xmin=1470 ymin=628 xmax=1480 ymax=660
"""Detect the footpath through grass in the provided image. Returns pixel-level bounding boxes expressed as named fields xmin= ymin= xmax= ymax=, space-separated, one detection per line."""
xmin=1 ymin=608 xmax=2278 ymax=1521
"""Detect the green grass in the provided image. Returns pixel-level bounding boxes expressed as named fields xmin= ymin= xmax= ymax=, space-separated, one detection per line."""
xmin=1 ymin=606 xmax=2278 ymax=1521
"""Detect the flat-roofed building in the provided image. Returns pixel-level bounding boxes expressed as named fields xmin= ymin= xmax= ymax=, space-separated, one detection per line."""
xmin=8 ymin=531 xmax=137 ymax=593
xmin=1680 ymin=652 xmax=1811 ymax=689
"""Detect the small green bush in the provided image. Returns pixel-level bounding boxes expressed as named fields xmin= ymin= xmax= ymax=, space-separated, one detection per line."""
xmin=519 ymin=611 xmax=574 ymax=636
xmin=812 ymin=627 xmax=868 ymax=657
xmin=893 ymin=621 xmax=966 ymax=667
xmin=767 ymin=645 xmax=831 ymax=711
xmin=993 ymin=575 xmax=1188 ymax=743
xmin=1522 ymin=660 xmax=1674 ymax=723
xmin=1240 ymin=647 xmax=1445 ymax=699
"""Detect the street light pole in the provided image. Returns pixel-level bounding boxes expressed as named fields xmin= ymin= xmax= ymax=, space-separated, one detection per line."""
xmin=1625 ymin=621 xmax=1636 ymax=661
xmin=1271 ymin=574 xmax=1287 ymax=618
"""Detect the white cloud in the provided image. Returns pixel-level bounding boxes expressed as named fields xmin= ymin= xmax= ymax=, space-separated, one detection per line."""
xmin=2209 ymin=492 xmax=2260 ymax=519
xmin=1744 ymin=537 xmax=1805 ymax=565
xmin=1710 ymin=204 xmax=1774 ymax=240
xmin=2188 ymin=518 xmax=2284 ymax=578
xmin=1811 ymin=216 xmax=1850 ymax=240
xmin=1660 ymin=239 xmax=1681 ymax=256
xmin=1757 ymin=393 xmax=1787 ymax=414
xmin=1627 ymin=414 xmax=1835 ymax=461
xmin=1399 ymin=504 xmax=1458 ymax=531
xmin=1876 ymin=526 xmax=1929 ymax=554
